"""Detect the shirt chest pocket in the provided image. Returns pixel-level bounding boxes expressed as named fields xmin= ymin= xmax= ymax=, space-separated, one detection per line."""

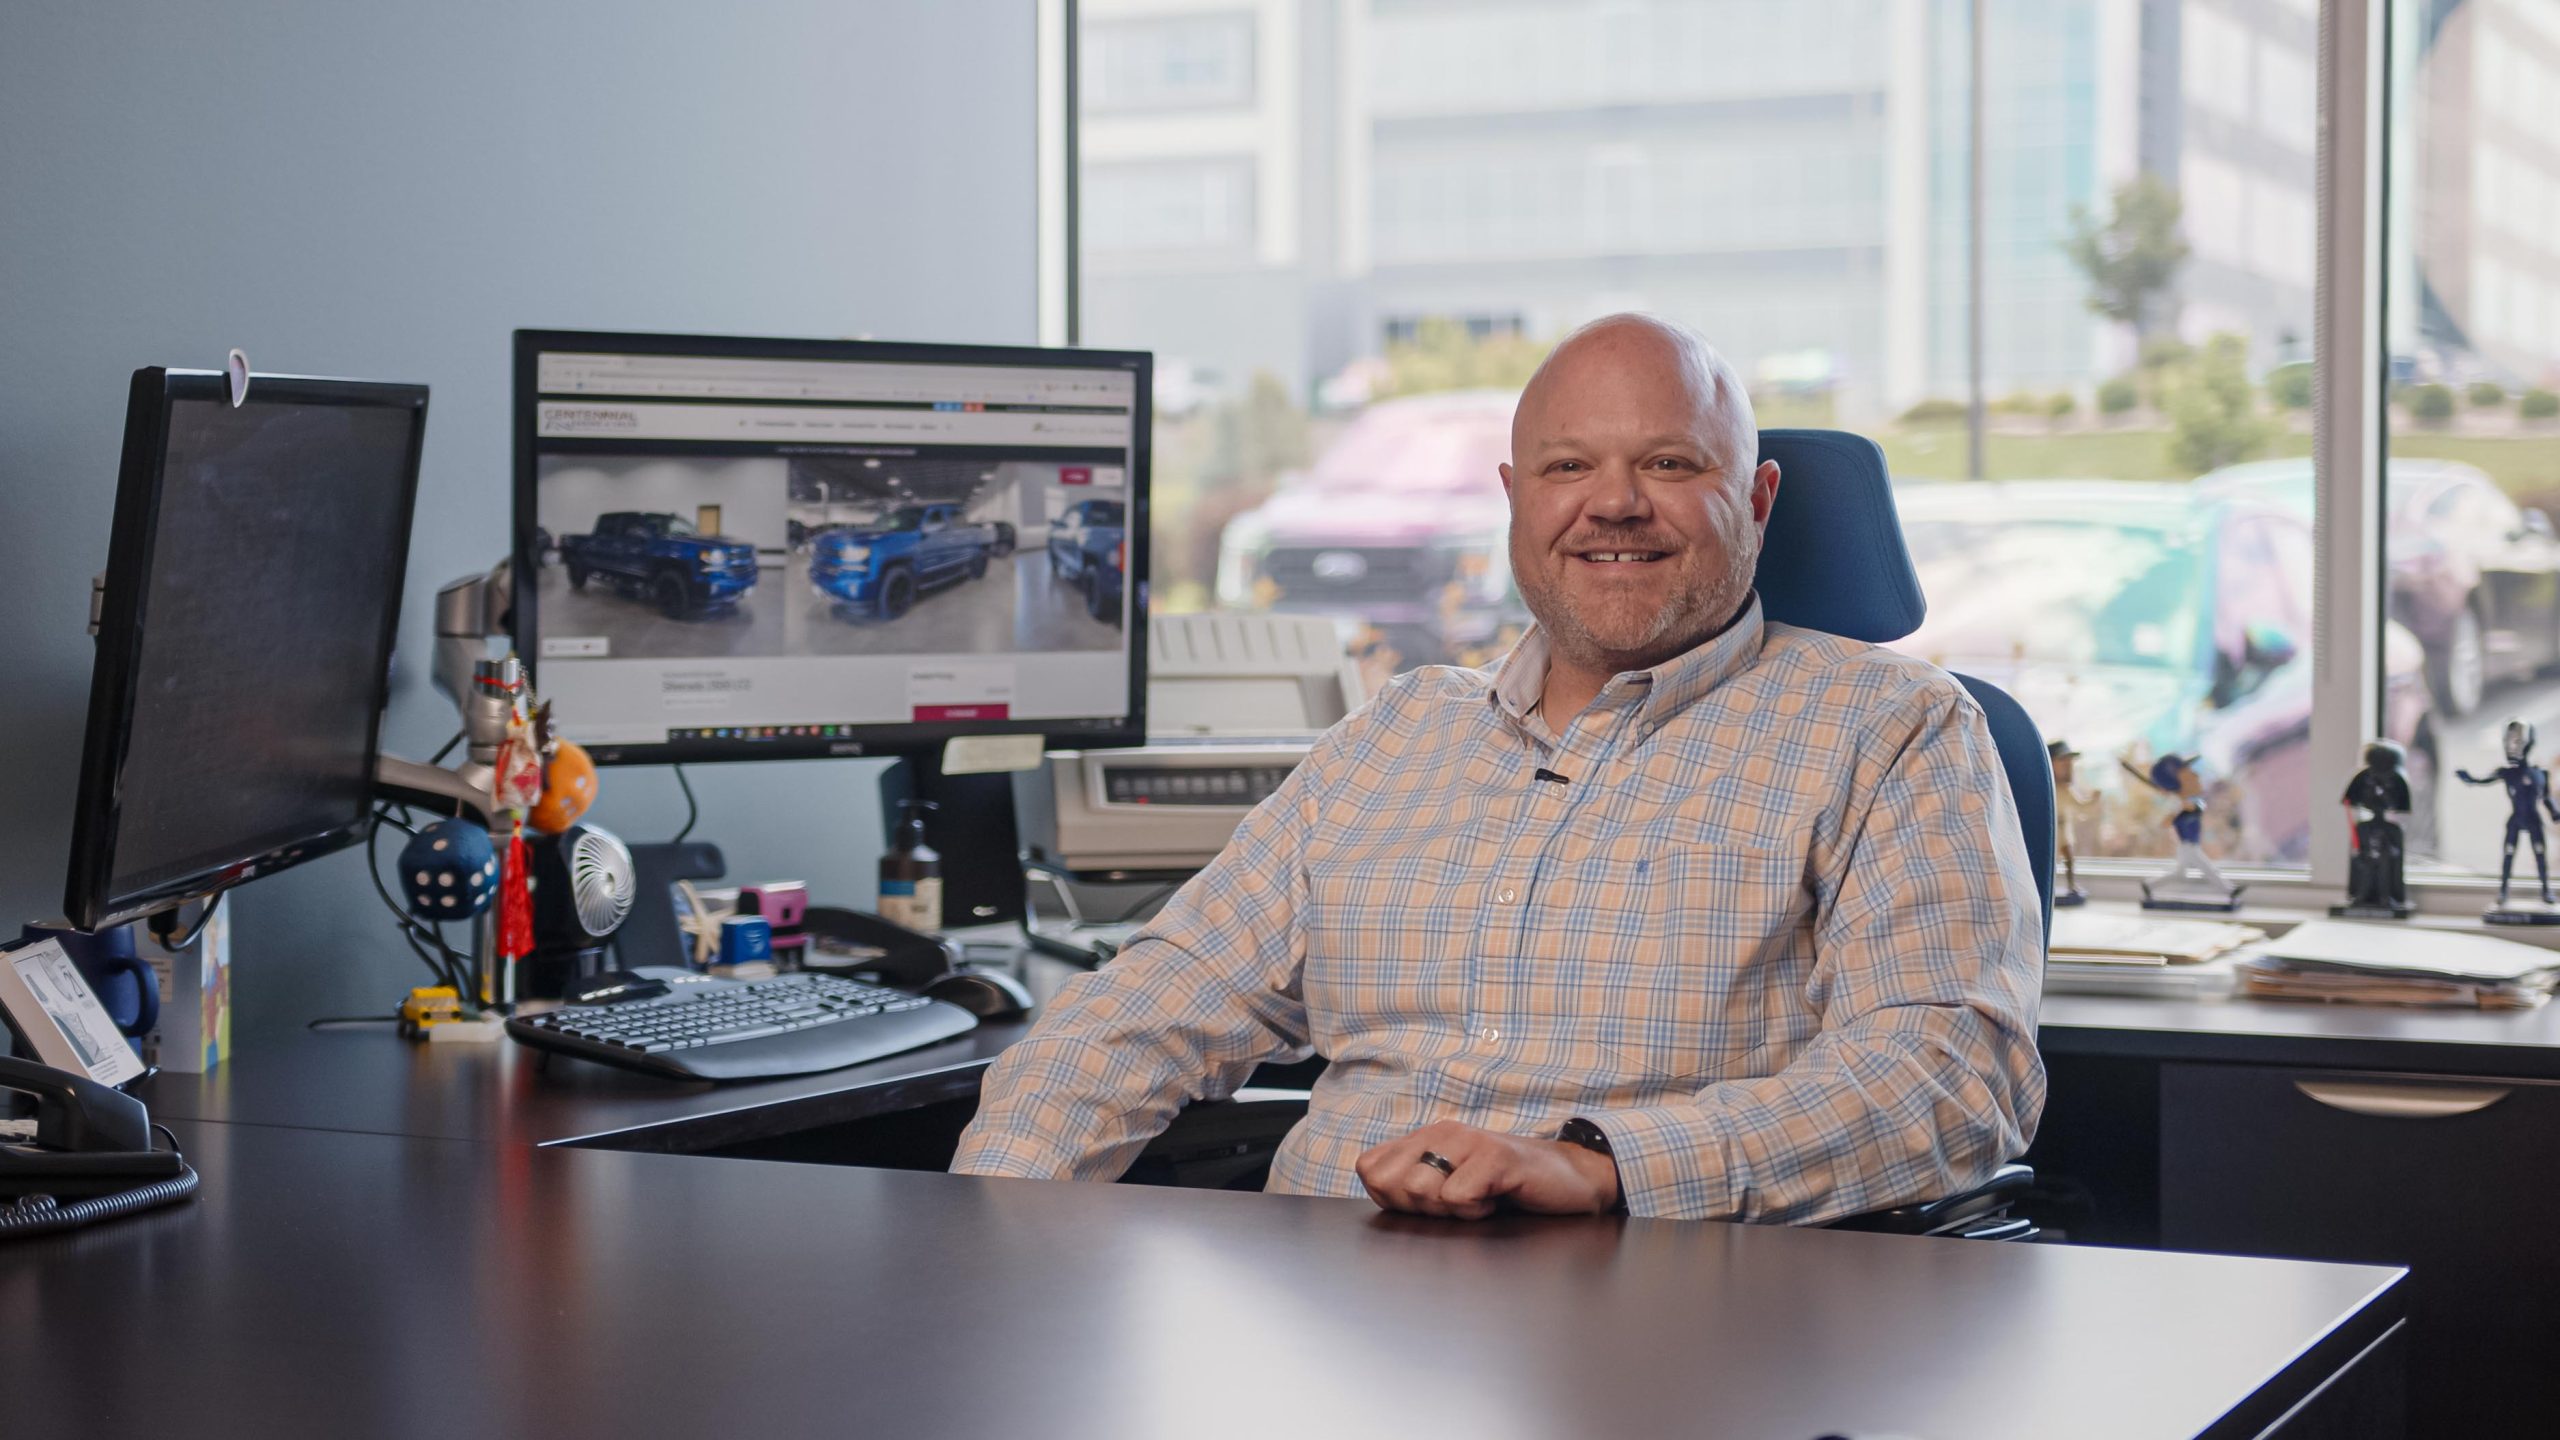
xmin=1302 ymin=842 xmax=1472 ymax=1031
xmin=1523 ymin=839 xmax=1812 ymax=1083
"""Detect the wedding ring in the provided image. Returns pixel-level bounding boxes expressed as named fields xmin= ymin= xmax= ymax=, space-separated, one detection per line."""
xmin=1416 ymin=1150 xmax=1456 ymax=1176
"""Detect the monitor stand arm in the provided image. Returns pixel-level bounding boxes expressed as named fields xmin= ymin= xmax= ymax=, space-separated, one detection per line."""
xmin=373 ymin=563 xmax=516 ymax=825
xmin=431 ymin=563 xmax=514 ymax=768
xmin=370 ymin=560 xmax=517 ymax=1006
xmin=373 ymin=755 xmax=497 ymax=829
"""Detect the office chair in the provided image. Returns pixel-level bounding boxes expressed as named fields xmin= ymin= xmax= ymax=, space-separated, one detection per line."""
xmin=1741 ymin=427 xmax=2051 ymax=1239
xmin=1131 ymin=429 xmax=2051 ymax=1240
xmin=1750 ymin=428 xmax=2056 ymax=944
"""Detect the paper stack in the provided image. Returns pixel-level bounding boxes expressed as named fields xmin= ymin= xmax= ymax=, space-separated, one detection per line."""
xmin=2237 ymin=920 xmax=2560 ymax=1010
xmin=2044 ymin=911 xmax=2266 ymax=998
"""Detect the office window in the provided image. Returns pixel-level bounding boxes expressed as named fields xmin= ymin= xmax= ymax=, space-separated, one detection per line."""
xmin=1075 ymin=0 xmax=2323 ymax=868
xmin=1382 ymin=313 xmax=1524 ymax=347
xmin=2387 ymin=0 xmax=2560 ymax=877
xmin=2183 ymin=6 xmax=2253 ymax=125
xmin=1085 ymin=158 xmax=1258 ymax=257
xmin=2183 ymin=156 xmax=2249 ymax=269
xmin=2256 ymin=44 xmax=2319 ymax=153
xmin=1084 ymin=10 xmax=1257 ymax=113
xmin=2251 ymin=181 xmax=2316 ymax=290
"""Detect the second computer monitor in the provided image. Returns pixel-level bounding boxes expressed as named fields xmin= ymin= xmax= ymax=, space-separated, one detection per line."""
xmin=66 ymin=367 xmax=428 ymax=932
xmin=514 ymin=331 xmax=1150 ymax=763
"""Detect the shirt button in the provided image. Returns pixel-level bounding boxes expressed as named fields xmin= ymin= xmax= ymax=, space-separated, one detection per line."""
xmin=1495 ymin=887 xmax=1517 ymax=905
xmin=1479 ymin=1028 xmax=1501 ymax=1044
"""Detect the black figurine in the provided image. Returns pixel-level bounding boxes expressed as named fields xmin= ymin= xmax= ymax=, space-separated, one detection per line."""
xmin=2456 ymin=719 xmax=2560 ymax=923
xmin=2333 ymin=738 xmax=2412 ymax=919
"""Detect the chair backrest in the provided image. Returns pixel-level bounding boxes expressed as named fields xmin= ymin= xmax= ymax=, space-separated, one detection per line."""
xmin=1750 ymin=430 xmax=1928 ymax=643
xmin=1750 ymin=429 xmax=2054 ymax=944
xmin=1951 ymin=675 xmax=2056 ymax=946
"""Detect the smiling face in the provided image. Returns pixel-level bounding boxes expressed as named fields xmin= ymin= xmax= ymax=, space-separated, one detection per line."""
xmin=1500 ymin=316 xmax=1779 ymax=678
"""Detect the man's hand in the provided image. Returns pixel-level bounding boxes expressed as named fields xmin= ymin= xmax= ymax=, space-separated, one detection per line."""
xmin=1354 ymin=1120 xmax=1621 ymax=1220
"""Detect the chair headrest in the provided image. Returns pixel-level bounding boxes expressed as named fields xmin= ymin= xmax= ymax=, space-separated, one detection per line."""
xmin=1750 ymin=428 xmax=1927 ymax=643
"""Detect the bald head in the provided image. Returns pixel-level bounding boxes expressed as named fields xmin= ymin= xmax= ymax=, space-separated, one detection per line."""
xmin=1515 ymin=314 xmax=1758 ymax=478
xmin=1498 ymin=311 xmax=1781 ymax=687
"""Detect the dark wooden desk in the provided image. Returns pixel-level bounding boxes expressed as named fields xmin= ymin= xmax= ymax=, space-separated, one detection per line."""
xmin=2035 ymin=988 xmax=2560 ymax=1439
xmin=2043 ymin=988 xmax=2560 ymax=1080
xmin=1 ymin=1118 xmax=2403 ymax=1440
xmin=133 ymin=945 xmax=1091 ymax=1153
xmin=122 ymin=969 xmax=2560 ymax=1434
xmin=135 ymin=1017 xmax=1031 ymax=1152
xmin=153 ymin=979 xmax=2560 ymax=1154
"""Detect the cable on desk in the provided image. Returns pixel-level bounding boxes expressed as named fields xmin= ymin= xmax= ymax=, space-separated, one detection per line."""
xmin=0 ymin=1122 xmax=201 ymax=1240
xmin=307 ymin=1015 xmax=401 ymax=1030
xmin=671 ymin=764 xmax=698 ymax=844
xmin=1093 ymin=877 xmax=1188 ymax=927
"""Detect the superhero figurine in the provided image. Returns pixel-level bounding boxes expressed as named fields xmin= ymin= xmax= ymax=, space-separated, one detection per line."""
xmin=2332 ymin=738 xmax=2413 ymax=920
xmin=2048 ymin=740 xmax=2092 ymax=907
xmin=2122 ymin=752 xmax=2244 ymax=911
xmin=2457 ymin=720 xmax=2560 ymax=924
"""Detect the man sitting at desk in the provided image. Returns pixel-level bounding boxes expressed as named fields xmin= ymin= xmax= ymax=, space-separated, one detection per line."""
xmin=954 ymin=314 xmax=2044 ymax=1222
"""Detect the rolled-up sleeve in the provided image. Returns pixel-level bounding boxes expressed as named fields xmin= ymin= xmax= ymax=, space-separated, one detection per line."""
xmin=1580 ymin=679 xmax=2046 ymax=1222
xmin=950 ymin=741 xmax=1336 ymax=1182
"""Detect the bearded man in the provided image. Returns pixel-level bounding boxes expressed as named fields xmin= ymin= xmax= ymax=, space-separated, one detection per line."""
xmin=954 ymin=314 xmax=2043 ymax=1222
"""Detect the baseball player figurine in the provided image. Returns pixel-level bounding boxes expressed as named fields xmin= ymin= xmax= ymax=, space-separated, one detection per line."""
xmin=2123 ymin=752 xmax=2244 ymax=911
xmin=2048 ymin=740 xmax=2093 ymax=908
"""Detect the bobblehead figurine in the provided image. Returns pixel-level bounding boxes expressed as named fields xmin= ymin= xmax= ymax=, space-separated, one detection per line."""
xmin=2333 ymin=738 xmax=2413 ymax=919
xmin=2457 ymin=719 xmax=2560 ymax=924
xmin=2122 ymin=752 xmax=2244 ymax=911
xmin=2048 ymin=740 xmax=2093 ymax=907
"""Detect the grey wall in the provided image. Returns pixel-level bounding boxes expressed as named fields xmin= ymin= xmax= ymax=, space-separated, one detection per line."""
xmin=0 ymin=1 xmax=1037 ymax=1031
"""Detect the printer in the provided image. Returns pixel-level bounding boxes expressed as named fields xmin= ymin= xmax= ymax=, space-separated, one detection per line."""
xmin=1014 ymin=613 xmax=1363 ymax=958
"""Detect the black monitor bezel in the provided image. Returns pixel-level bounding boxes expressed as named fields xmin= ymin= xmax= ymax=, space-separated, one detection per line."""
xmin=65 ymin=368 xmax=429 ymax=931
xmin=512 ymin=328 xmax=1153 ymax=766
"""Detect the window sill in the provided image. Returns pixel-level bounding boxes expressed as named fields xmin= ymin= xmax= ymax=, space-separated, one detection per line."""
xmin=2062 ymin=870 xmax=2560 ymax=950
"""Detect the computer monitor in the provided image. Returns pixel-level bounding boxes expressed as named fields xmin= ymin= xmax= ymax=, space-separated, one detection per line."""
xmin=65 ymin=369 xmax=429 ymax=931
xmin=513 ymin=330 xmax=1151 ymax=764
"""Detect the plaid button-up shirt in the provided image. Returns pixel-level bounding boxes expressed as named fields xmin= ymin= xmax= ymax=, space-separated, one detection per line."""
xmin=955 ymin=596 xmax=2046 ymax=1221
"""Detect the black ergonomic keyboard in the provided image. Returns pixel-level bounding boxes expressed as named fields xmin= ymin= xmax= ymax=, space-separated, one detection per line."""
xmin=506 ymin=972 xmax=978 ymax=1082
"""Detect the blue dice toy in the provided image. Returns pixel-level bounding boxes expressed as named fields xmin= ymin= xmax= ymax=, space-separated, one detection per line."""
xmin=399 ymin=819 xmax=498 ymax=920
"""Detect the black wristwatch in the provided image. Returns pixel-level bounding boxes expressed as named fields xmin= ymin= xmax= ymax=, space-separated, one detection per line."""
xmin=1554 ymin=1117 xmax=1628 ymax=1214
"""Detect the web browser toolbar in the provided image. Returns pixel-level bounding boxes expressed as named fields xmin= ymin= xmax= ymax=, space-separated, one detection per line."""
xmin=536 ymin=351 xmax=1135 ymax=409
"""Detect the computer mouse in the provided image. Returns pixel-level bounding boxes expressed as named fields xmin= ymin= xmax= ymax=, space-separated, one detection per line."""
xmin=923 ymin=967 xmax=1035 ymax=1019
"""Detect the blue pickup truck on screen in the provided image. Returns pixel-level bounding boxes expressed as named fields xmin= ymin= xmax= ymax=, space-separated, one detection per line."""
xmin=1048 ymin=497 xmax=1125 ymax=625
xmin=559 ymin=512 xmax=760 ymax=618
xmin=808 ymin=503 xmax=997 ymax=620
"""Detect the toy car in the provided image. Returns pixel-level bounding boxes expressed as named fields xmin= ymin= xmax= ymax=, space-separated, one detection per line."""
xmin=397 ymin=986 xmax=467 ymax=1038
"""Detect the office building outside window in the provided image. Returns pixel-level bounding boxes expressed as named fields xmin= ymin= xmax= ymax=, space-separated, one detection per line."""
xmin=1076 ymin=0 xmax=2330 ymax=868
